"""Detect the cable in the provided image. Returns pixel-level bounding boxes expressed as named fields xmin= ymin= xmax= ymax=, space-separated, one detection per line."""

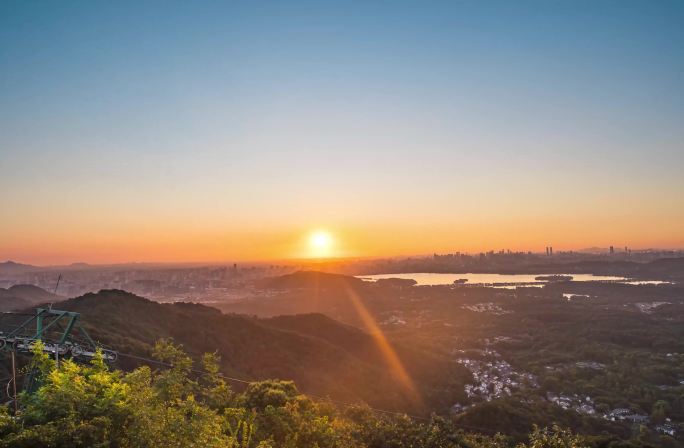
xmin=117 ymin=352 xmax=173 ymax=368
xmin=118 ymin=351 xmax=253 ymax=385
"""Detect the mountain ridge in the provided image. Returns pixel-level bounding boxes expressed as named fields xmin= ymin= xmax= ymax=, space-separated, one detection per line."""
xmin=35 ymin=289 xmax=468 ymax=413
xmin=0 ymin=284 xmax=62 ymax=311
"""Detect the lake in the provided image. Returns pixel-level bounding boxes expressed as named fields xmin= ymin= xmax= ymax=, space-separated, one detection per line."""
xmin=357 ymin=272 xmax=633 ymax=287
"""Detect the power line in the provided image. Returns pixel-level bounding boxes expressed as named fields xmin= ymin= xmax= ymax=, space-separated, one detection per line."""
xmin=117 ymin=352 xmax=173 ymax=368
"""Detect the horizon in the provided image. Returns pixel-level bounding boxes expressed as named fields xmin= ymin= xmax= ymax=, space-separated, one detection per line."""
xmin=2 ymin=1 xmax=683 ymax=264
xmin=3 ymin=244 xmax=684 ymax=267
xmin=5 ymin=240 xmax=684 ymax=266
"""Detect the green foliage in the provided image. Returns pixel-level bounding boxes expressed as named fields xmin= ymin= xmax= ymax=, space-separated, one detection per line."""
xmin=519 ymin=425 xmax=588 ymax=448
xmin=651 ymin=400 xmax=670 ymax=425
xmin=0 ymin=341 xmax=589 ymax=448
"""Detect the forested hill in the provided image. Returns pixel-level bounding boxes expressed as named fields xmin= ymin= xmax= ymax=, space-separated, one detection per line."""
xmin=221 ymin=271 xmax=393 ymax=321
xmin=258 ymin=270 xmax=366 ymax=290
xmin=45 ymin=289 xmax=469 ymax=413
xmin=0 ymin=284 xmax=62 ymax=311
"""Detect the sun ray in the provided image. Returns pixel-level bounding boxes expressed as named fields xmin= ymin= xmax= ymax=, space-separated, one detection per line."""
xmin=342 ymin=283 xmax=423 ymax=407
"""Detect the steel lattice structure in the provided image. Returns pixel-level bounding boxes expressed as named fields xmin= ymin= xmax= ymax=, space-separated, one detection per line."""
xmin=0 ymin=308 xmax=117 ymax=362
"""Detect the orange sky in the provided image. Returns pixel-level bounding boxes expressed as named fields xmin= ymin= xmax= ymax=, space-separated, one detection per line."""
xmin=2 ymin=165 xmax=683 ymax=264
xmin=2 ymin=211 xmax=683 ymax=265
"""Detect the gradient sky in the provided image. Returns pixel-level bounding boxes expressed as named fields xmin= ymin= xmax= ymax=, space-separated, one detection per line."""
xmin=1 ymin=1 xmax=683 ymax=264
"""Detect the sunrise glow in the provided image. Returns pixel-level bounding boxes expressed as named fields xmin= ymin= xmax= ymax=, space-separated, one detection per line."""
xmin=308 ymin=230 xmax=334 ymax=258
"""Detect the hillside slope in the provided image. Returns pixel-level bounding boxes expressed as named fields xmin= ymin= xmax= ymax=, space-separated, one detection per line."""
xmin=50 ymin=289 xmax=468 ymax=413
xmin=220 ymin=271 xmax=397 ymax=323
xmin=0 ymin=284 xmax=62 ymax=311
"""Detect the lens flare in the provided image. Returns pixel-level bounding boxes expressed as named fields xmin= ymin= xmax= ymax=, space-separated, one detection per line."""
xmin=342 ymin=283 xmax=423 ymax=407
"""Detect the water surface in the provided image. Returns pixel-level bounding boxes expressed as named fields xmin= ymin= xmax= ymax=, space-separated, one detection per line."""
xmin=359 ymin=272 xmax=630 ymax=287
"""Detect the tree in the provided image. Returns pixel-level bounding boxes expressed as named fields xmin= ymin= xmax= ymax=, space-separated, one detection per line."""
xmin=650 ymin=400 xmax=669 ymax=425
xmin=519 ymin=425 xmax=589 ymax=448
xmin=0 ymin=341 xmax=590 ymax=448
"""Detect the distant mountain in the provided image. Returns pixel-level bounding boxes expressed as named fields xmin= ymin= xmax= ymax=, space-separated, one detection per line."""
xmin=224 ymin=271 xmax=384 ymax=321
xmin=0 ymin=261 xmax=39 ymax=275
xmin=259 ymin=270 xmax=365 ymax=290
xmin=0 ymin=284 xmax=62 ymax=311
xmin=5 ymin=284 xmax=61 ymax=302
xmin=48 ymin=289 xmax=469 ymax=413
xmin=68 ymin=262 xmax=91 ymax=268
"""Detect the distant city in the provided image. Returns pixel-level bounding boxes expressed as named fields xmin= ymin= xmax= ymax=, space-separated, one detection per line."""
xmin=1 ymin=247 xmax=682 ymax=304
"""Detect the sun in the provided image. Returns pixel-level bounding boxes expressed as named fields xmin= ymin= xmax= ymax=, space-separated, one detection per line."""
xmin=308 ymin=230 xmax=333 ymax=257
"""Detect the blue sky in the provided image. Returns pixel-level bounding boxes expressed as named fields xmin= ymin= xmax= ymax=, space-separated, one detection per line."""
xmin=1 ymin=1 xmax=683 ymax=262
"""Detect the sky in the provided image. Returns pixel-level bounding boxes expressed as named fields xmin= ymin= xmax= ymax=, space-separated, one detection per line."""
xmin=1 ymin=1 xmax=683 ymax=264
